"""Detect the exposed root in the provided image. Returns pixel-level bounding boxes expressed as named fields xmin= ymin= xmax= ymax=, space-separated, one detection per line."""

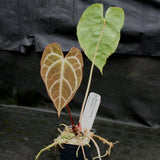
xmin=35 ymin=124 xmax=119 ymax=160
xmin=81 ymin=145 xmax=87 ymax=160
xmin=92 ymin=134 xmax=119 ymax=159
xmin=58 ymin=128 xmax=62 ymax=133
xmin=93 ymin=150 xmax=108 ymax=160
xmin=60 ymin=123 xmax=70 ymax=131
xmin=76 ymin=145 xmax=81 ymax=157
xmin=35 ymin=142 xmax=58 ymax=160
xmin=88 ymin=136 xmax=102 ymax=160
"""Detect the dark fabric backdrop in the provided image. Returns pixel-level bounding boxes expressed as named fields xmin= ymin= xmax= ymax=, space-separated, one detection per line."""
xmin=1 ymin=0 xmax=160 ymax=56
xmin=0 ymin=0 xmax=160 ymax=128
xmin=0 ymin=50 xmax=160 ymax=128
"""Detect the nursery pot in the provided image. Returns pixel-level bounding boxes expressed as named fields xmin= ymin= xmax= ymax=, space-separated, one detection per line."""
xmin=59 ymin=128 xmax=95 ymax=160
xmin=59 ymin=143 xmax=92 ymax=160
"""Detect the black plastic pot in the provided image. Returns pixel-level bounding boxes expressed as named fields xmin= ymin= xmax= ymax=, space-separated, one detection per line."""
xmin=59 ymin=143 xmax=92 ymax=160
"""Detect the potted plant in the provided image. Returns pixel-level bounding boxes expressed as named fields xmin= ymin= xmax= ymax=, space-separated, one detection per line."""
xmin=36 ymin=3 xmax=124 ymax=160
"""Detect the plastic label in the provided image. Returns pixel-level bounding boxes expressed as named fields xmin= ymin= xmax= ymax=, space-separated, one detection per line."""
xmin=81 ymin=92 xmax=101 ymax=130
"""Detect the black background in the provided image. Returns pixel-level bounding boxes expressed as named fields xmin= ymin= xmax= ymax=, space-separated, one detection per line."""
xmin=0 ymin=0 xmax=160 ymax=126
xmin=0 ymin=1 xmax=160 ymax=160
xmin=0 ymin=0 xmax=160 ymax=56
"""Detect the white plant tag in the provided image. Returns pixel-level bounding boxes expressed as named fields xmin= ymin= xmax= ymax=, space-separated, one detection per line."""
xmin=81 ymin=92 xmax=101 ymax=130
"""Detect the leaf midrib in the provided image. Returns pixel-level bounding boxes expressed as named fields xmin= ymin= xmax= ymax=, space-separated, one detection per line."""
xmin=93 ymin=19 xmax=106 ymax=63
xmin=59 ymin=59 xmax=65 ymax=109
xmin=79 ymin=19 xmax=106 ymax=123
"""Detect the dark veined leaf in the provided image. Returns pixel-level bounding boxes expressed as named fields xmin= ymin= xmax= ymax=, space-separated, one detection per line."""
xmin=41 ymin=43 xmax=83 ymax=117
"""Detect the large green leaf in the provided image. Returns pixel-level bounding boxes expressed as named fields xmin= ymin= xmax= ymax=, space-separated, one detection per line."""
xmin=77 ymin=3 xmax=124 ymax=73
xmin=41 ymin=43 xmax=83 ymax=117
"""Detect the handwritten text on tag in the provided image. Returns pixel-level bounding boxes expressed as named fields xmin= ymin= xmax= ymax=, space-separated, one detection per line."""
xmin=81 ymin=92 xmax=101 ymax=130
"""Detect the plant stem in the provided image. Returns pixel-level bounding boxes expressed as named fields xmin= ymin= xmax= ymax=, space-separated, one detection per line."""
xmin=79 ymin=19 xmax=106 ymax=127
xmin=78 ymin=59 xmax=95 ymax=127
xmin=79 ymin=64 xmax=95 ymax=127
xmin=67 ymin=104 xmax=75 ymax=131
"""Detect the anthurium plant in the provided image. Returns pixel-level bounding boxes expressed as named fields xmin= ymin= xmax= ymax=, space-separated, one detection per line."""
xmin=36 ymin=3 xmax=124 ymax=160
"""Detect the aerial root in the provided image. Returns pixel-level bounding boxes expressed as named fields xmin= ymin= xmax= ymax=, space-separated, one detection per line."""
xmin=59 ymin=143 xmax=65 ymax=149
xmin=60 ymin=123 xmax=69 ymax=130
xmin=58 ymin=128 xmax=62 ymax=133
xmin=82 ymin=131 xmax=102 ymax=160
xmin=35 ymin=142 xmax=58 ymax=160
xmin=76 ymin=145 xmax=81 ymax=157
xmin=76 ymin=142 xmax=90 ymax=159
xmin=81 ymin=145 xmax=88 ymax=160
xmin=92 ymin=134 xmax=119 ymax=159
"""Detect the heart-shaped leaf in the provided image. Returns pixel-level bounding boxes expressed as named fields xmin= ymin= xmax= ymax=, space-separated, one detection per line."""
xmin=41 ymin=43 xmax=83 ymax=117
xmin=77 ymin=4 xmax=125 ymax=74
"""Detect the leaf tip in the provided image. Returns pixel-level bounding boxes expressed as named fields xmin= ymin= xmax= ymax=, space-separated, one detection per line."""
xmin=56 ymin=106 xmax=62 ymax=118
xmin=97 ymin=66 xmax=103 ymax=75
xmin=100 ymin=69 xmax=103 ymax=75
xmin=58 ymin=111 xmax=61 ymax=118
